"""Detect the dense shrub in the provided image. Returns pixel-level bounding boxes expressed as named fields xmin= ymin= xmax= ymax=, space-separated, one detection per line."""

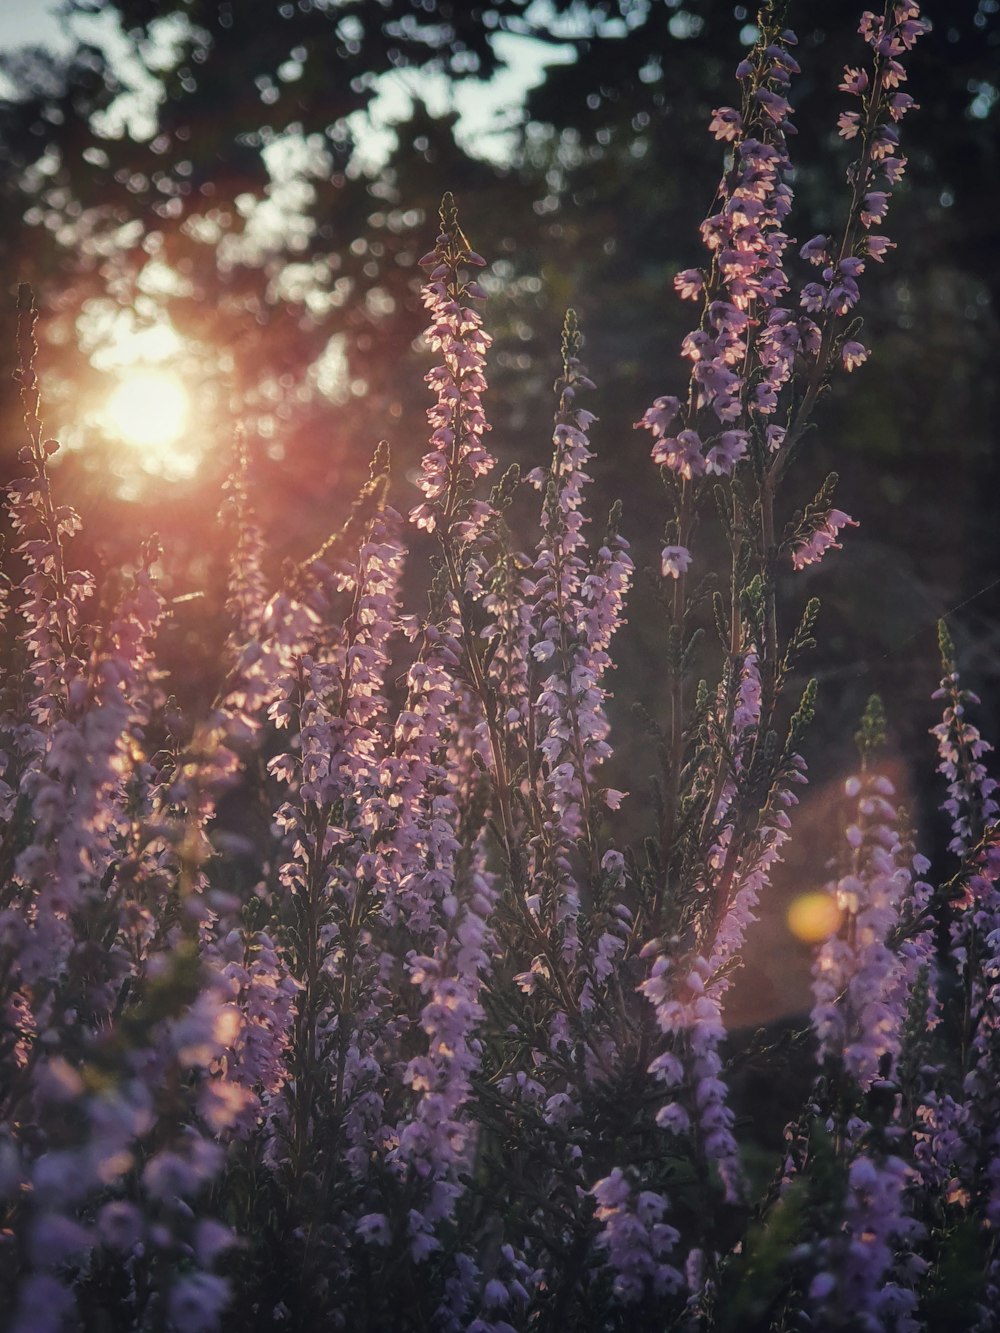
xmin=4 ymin=4 xmax=997 ymax=1330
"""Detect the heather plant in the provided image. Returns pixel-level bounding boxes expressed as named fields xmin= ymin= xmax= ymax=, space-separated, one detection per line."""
xmin=3 ymin=4 xmax=998 ymax=1331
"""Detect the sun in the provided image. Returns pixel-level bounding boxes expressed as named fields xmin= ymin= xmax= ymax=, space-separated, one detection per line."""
xmin=105 ymin=368 xmax=191 ymax=452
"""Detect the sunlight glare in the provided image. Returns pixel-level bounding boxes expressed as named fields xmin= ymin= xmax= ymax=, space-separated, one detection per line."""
xmin=105 ymin=369 xmax=190 ymax=452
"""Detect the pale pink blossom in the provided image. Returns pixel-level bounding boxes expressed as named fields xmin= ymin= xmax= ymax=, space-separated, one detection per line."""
xmin=792 ymin=509 xmax=858 ymax=569
xmin=661 ymin=546 xmax=692 ymax=580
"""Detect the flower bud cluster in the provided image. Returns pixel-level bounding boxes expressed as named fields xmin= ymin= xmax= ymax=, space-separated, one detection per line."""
xmin=636 ymin=23 xmax=801 ymax=477
xmin=801 ymin=3 xmax=928 ymax=371
xmin=411 ymin=196 xmax=493 ymax=539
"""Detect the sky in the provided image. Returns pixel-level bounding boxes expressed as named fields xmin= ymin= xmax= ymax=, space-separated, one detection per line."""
xmin=0 ymin=0 xmax=67 ymax=69
xmin=0 ymin=1 xmax=103 ymax=100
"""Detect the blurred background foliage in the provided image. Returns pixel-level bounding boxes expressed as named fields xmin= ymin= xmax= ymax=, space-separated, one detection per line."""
xmin=1 ymin=0 xmax=998 ymax=1021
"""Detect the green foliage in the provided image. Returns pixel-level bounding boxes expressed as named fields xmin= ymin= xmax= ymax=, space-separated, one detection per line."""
xmin=854 ymin=693 xmax=888 ymax=763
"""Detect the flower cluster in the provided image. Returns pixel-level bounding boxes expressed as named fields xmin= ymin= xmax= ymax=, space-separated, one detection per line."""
xmin=410 ymin=192 xmax=493 ymax=539
xmin=590 ymin=1168 xmax=682 ymax=1304
xmin=931 ymin=622 xmax=999 ymax=857
xmin=811 ymin=763 xmax=914 ymax=1088
xmin=801 ymin=2 xmax=929 ymax=373
xmin=8 ymin=6 xmax=998 ymax=1331
xmin=792 ymin=507 xmax=859 ymax=571
xmin=636 ymin=17 xmax=801 ymax=483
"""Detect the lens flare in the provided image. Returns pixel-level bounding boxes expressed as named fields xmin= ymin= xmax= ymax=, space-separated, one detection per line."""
xmin=105 ymin=369 xmax=190 ymax=452
xmin=787 ymin=891 xmax=843 ymax=944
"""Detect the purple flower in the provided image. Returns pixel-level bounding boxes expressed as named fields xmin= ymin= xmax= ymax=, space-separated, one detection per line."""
xmin=865 ymin=234 xmax=896 ymax=263
xmin=708 ymin=107 xmax=742 ymax=142
xmin=97 ymin=1200 xmax=142 ymax=1251
xmin=791 ymin=509 xmax=858 ymax=570
xmin=591 ymin=1170 xmax=682 ymax=1304
xmin=168 ymin=1274 xmax=231 ymax=1333
xmin=635 ymin=394 xmax=682 ymax=436
xmin=357 ymin=1213 xmax=392 ymax=1246
xmin=194 ymin=1218 xmax=237 ymax=1267
xmin=651 ymin=430 xmax=706 ymax=479
xmin=673 ymin=269 xmax=704 ymax=301
xmin=800 ymin=234 xmax=830 ymax=265
xmin=660 ymin=546 xmax=692 ymax=580
xmin=861 ymin=190 xmax=890 ymax=226
xmin=27 ymin=1212 xmax=91 ymax=1267
xmin=810 ymin=1154 xmax=922 ymax=1327
xmin=839 ymin=66 xmax=869 ymax=94
xmin=10 ymin=1275 xmax=75 ymax=1333
xmin=641 ymin=956 xmax=744 ymax=1202
xmin=144 ymin=1142 xmax=222 ymax=1200
xmin=842 ymin=340 xmax=869 ymax=371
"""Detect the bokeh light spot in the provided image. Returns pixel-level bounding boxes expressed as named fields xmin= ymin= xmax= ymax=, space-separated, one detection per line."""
xmin=787 ymin=892 xmax=843 ymax=944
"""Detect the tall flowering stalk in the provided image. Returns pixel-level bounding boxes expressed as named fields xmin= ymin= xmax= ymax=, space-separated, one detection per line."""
xmin=932 ymin=622 xmax=998 ymax=861
xmin=0 ymin=289 xmax=246 ymax=1332
xmin=7 ymin=285 xmax=93 ymax=733
xmin=409 ymin=194 xmax=515 ymax=856
xmin=626 ymin=2 xmax=928 ymax=1320
xmin=736 ymin=698 xmax=925 ymax=1329
xmin=901 ymin=629 xmax=1000 ymax=1328
xmin=625 ymin=0 xmax=926 ymax=1212
xmin=264 ymin=452 xmax=405 ymax=1223
xmin=411 ymin=193 xmax=494 ymax=542
xmin=797 ymin=2 xmax=929 ymax=387
xmin=524 ymin=310 xmax=632 ymax=968
xmin=635 ymin=9 xmax=805 ymax=963
xmin=811 ymin=701 xmax=914 ymax=1095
